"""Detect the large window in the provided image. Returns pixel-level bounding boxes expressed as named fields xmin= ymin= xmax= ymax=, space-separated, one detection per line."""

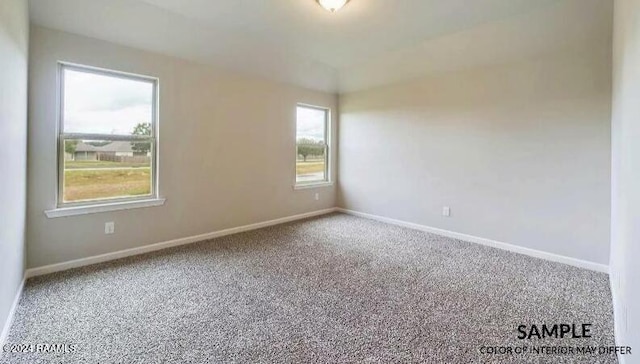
xmin=296 ymin=104 xmax=330 ymax=186
xmin=58 ymin=63 xmax=158 ymax=206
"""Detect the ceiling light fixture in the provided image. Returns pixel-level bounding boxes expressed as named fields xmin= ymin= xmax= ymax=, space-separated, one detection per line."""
xmin=317 ymin=0 xmax=350 ymax=12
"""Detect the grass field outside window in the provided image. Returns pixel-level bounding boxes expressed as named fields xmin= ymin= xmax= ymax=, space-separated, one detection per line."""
xmin=63 ymin=160 xmax=151 ymax=202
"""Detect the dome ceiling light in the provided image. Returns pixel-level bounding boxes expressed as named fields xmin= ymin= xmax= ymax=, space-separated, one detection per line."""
xmin=316 ymin=0 xmax=350 ymax=12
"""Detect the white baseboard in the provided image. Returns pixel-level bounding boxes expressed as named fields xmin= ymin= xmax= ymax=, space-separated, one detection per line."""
xmin=26 ymin=208 xmax=338 ymax=278
xmin=337 ymin=208 xmax=609 ymax=274
xmin=23 ymin=205 xmax=608 ymax=277
xmin=609 ymin=272 xmax=627 ymax=364
xmin=0 ymin=277 xmax=25 ymax=357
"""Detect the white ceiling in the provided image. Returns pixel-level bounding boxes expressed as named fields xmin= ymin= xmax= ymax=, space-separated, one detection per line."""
xmin=28 ymin=0 xmax=608 ymax=93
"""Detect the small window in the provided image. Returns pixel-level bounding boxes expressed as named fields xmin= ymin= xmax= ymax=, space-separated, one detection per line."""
xmin=296 ymin=104 xmax=330 ymax=185
xmin=58 ymin=63 xmax=158 ymax=206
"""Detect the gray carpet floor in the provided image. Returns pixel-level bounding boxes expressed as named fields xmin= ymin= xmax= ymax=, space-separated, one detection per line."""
xmin=1 ymin=213 xmax=616 ymax=363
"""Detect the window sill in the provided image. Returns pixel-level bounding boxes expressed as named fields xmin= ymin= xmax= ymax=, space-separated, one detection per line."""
xmin=45 ymin=198 xmax=166 ymax=218
xmin=293 ymin=182 xmax=334 ymax=190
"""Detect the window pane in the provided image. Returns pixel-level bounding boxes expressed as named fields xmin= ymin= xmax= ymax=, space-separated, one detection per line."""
xmin=63 ymin=139 xmax=152 ymax=203
xmin=63 ymin=68 xmax=154 ymax=135
xmin=296 ymin=144 xmax=326 ymax=183
xmin=296 ymin=106 xmax=326 ymax=142
xmin=296 ymin=106 xmax=328 ymax=184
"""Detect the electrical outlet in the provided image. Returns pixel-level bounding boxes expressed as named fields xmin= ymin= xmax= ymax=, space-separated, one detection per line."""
xmin=315 ymin=193 xmax=320 ymax=201
xmin=105 ymin=222 xmax=115 ymax=235
xmin=442 ymin=206 xmax=451 ymax=217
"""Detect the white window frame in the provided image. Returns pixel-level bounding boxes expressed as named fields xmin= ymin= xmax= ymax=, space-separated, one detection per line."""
xmin=49 ymin=62 xmax=163 ymax=216
xmin=294 ymin=103 xmax=332 ymax=189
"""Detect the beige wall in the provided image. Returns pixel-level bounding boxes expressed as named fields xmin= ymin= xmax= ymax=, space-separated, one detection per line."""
xmin=611 ymin=0 xmax=640 ymax=354
xmin=27 ymin=26 xmax=337 ymax=268
xmin=0 ymin=0 xmax=28 ymax=339
xmin=339 ymin=46 xmax=612 ymax=265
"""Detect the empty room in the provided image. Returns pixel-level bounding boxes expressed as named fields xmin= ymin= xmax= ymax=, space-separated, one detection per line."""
xmin=0 ymin=0 xmax=638 ymax=362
